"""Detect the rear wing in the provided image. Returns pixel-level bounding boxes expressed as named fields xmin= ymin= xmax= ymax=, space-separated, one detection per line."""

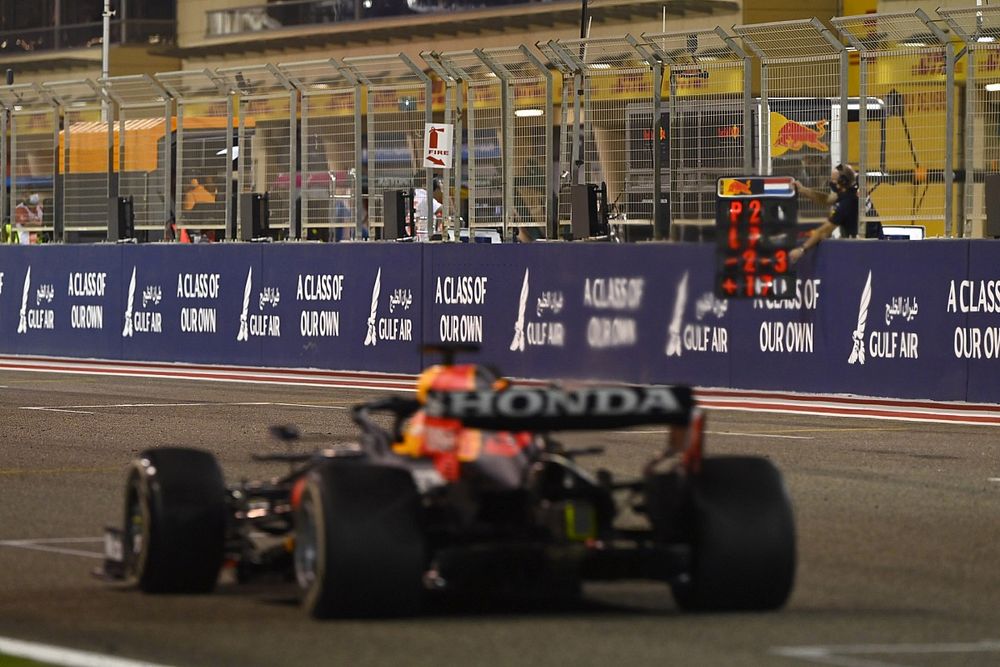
xmin=424 ymin=385 xmax=693 ymax=432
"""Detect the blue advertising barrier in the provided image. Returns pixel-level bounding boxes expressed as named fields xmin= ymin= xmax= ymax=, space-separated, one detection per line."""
xmin=0 ymin=240 xmax=996 ymax=403
xmin=1 ymin=245 xmax=124 ymax=361
xmin=725 ymin=241 xmax=969 ymax=401
xmin=959 ymin=241 xmax=1000 ymax=403
xmin=422 ymin=243 xmax=730 ymax=387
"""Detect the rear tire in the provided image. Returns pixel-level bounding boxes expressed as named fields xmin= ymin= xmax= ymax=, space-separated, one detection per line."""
xmin=671 ymin=456 xmax=795 ymax=612
xmin=295 ymin=462 xmax=426 ymax=618
xmin=125 ymin=447 xmax=227 ymax=594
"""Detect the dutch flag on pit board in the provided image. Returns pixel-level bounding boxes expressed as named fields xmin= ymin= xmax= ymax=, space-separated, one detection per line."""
xmin=763 ymin=178 xmax=794 ymax=195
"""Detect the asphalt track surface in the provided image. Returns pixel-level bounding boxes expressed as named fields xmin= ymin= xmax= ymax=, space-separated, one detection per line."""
xmin=1 ymin=370 xmax=999 ymax=667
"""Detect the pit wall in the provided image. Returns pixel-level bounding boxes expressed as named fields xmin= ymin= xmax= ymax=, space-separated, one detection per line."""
xmin=0 ymin=241 xmax=996 ymax=403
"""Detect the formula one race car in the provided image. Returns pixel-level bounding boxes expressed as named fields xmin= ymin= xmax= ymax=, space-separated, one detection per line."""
xmin=100 ymin=351 xmax=795 ymax=617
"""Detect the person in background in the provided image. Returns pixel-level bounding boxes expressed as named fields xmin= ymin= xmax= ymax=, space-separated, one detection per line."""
xmin=181 ymin=177 xmax=220 ymax=243
xmin=183 ymin=177 xmax=217 ymax=212
xmin=13 ymin=193 xmax=43 ymax=244
xmin=512 ymin=160 xmax=545 ymax=243
xmin=790 ymin=163 xmax=879 ymax=263
xmin=409 ymin=176 xmax=443 ymax=241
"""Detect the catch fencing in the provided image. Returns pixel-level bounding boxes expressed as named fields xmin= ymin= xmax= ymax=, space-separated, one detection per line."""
xmin=939 ymin=5 xmax=1000 ymax=239
xmin=431 ymin=46 xmax=553 ymax=239
xmin=0 ymin=9 xmax=984 ymax=242
xmin=278 ymin=58 xmax=363 ymax=240
xmin=834 ymin=9 xmax=956 ymax=235
xmin=547 ymin=35 xmax=662 ymax=238
xmin=344 ymin=54 xmax=433 ymax=237
xmin=646 ymin=27 xmax=752 ymax=237
xmin=736 ymin=18 xmax=847 ymax=224
xmin=44 ymin=79 xmax=110 ymax=237
xmin=0 ymin=84 xmax=58 ymax=239
xmin=101 ymin=74 xmax=172 ymax=235
xmin=217 ymin=64 xmax=298 ymax=238
xmin=156 ymin=69 xmax=233 ymax=239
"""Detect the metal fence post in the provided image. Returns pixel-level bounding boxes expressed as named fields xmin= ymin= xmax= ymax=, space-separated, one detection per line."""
xmin=645 ymin=28 xmax=754 ymax=236
xmin=552 ymin=35 xmax=661 ymax=238
xmin=279 ymin=58 xmax=363 ymax=240
xmin=225 ymin=90 xmax=234 ymax=240
xmin=156 ymin=69 xmax=233 ymax=241
xmin=834 ymin=10 xmax=956 ymax=237
xmin=42 ymin=79 xmax=114 ymax=240
xmin=736 ymin=20 xmax=846 ymax=226
xmin=216 ymin=64 xmax=298 ymax=239
xmin=0 ymin=84 xmax=60 ymax=242
xmin=103 ymin=74 xmax=174 ymax=238
xmin=631 ymin=35 xmax=665 ymax=240
xmin=938 ymin=5 xmax=1000 ymax=238
xmin=717 ymin=28 xmax=754 ymax=175
xmin=945 ymin=40 xmax=956 ymax=238
xmin=0 ymin=104 xmax=5 ymax=234
xmin=420 ymin=52 xmax=458 ymax=237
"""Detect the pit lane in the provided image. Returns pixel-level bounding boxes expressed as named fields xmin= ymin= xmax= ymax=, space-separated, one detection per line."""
xmin=1 ymin=370 xmax=998 ymax=667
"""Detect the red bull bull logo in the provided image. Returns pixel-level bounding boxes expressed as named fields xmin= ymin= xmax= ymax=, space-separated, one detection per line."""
xmin=719 ymin=179 xmax=753 ymax=197
xmin=770 ymin=112 xmax=829 ymax=157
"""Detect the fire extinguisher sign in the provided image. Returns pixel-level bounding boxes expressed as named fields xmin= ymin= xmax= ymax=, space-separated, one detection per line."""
xmin=422 ymin=123 xmax=454 ymax=169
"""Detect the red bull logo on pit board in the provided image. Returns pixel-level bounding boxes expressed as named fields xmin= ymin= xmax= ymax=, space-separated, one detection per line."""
xmin=719 ymin=179 xmax=753 ymax=197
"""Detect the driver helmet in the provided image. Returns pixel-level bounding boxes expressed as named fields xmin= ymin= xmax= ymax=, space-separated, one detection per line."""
xmin=415 ymin=364 xmax=499 ymax=403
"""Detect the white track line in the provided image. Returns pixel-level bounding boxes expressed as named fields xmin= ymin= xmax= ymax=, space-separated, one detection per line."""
xmin=609 ymin=429 xmax=812 ymax=440
xmin=1 ymin=537 xmax=103 ymax=544
xmin=0 ymin=636 xmax=174 ymax=667
xmin=19 ymin=401 xmax=346 ymax=413
xmin=6 ymin=355 xmax=1000 ymax=425
xmin=0 ymin=358 xmax=415 ymax=392
xmin=0 ymin=537 xmax=104 ymax=560
xmin=700 ymin=395 xmax=1000 ymax=418
xmin=707 ymin=430 xmax=812 ymax=440
xmin=698 ymin=402 xmax=1000 ymax=428
xmin=771 ymin=640 xmax=1000 ymax=667
xmin=271 ymin=402 xmax=348 ymax=410
xmin=0 ymin=544 xmax=104 ymax=559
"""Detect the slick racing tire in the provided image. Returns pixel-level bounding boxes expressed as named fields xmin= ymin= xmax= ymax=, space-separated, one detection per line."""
xmin=671 ymin=456 xmax=795 ymax=612
xmin=295 ymin=462 xmax=425 ymax=618
xmin=124 ymin=447 xmax=227 ymax=594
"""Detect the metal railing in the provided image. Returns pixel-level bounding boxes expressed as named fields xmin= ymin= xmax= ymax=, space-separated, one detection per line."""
xmin=0 ymin=10 xmax=990 ymax=243
xmin=432 ymin=46 xmax=553 ymax=239
xmin=217 ymin=64 xmax=298 ymax=238
xmin=939 ymin=5 xmax=1000 ymax=238
xmin=344 ymin=54 xmax=433 ymax=238
xmin=278 ymin=59 xmax=363 ymax=240
xmin=834 ymin=9 xmax=956 ymax=233
xmin=736 ymin=18 xmax=848 ymax=224
xmin=155 ymin=69 xmax=233 ymax=239
xmin=646 ymin=27 xmax=752 ymax=236
xmin=44 ymin=79 xmax=110 ymax=236
xmin=0 ymin=84 xmax=58 ymax=239
xmin=101 ymin=74 xmax=173 ymax=235
xmin=548 ymin=36 xmax=662 ymax=238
